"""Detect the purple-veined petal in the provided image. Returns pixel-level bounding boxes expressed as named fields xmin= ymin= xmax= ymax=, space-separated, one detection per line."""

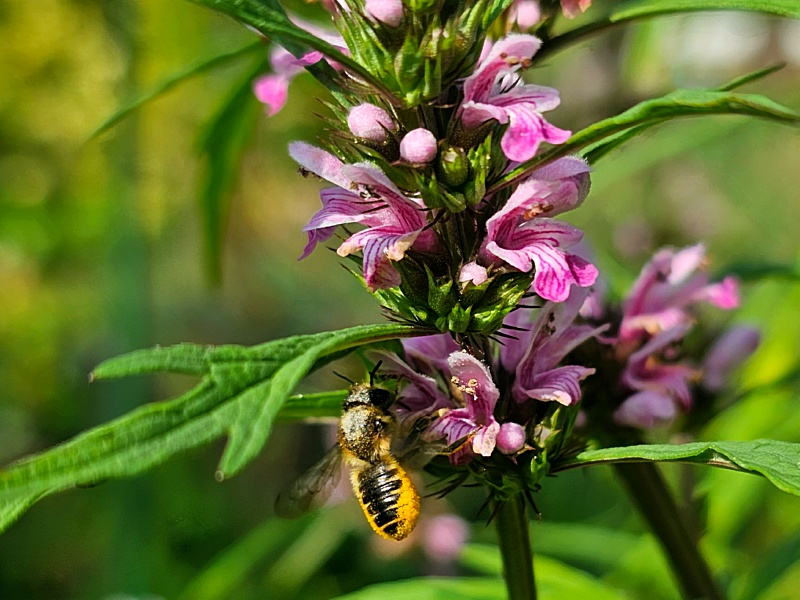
xmin=338 ymin=227 xmax=421 ymax=290
xmin=302 ymin=188 xmax=373 ymax=231
xmin=462 ymin=34 xmax=542 ymax=103
xmin=460 ymin=101 xmax=509 ymax=129
xmin=427 ymin=408 xmax=477 ymax=445
xmin=613 ymin=391 xmax=677 ymax=428
xmin=299 ymin=226 xmax=336 ymax=260
xmin=514 ymin=365 xmax=594 ymax=405
xmin=491 ymin=84 xmax=564 ymax=113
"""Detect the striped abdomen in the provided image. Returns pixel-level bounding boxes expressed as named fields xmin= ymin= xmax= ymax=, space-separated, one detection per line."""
xmin=352 ymin=458 xmax=419 ymax=541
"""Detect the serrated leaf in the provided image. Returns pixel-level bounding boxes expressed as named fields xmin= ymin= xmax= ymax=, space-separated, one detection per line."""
xmin=91 ymin=41 xmax=262 ymax=137
xmin=491 ymin=89 xmax=800 ymax=191
xmin=189 ymin=0 xmax=393 ymax=99
xmin=554 ymin=440 xmax=800 ymax=497
xmin=0 ymin=324 xmax=419 ymax=533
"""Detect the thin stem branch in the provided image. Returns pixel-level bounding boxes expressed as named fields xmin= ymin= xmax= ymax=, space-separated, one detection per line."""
xmin=614 ymin=462 xmax=724 ymax=600
xmin=494 ymin=494 xmax=536 ymax=600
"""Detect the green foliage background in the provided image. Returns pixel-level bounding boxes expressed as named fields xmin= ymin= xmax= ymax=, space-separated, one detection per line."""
xmin=0 ymin=0 xmax=798 ymax=598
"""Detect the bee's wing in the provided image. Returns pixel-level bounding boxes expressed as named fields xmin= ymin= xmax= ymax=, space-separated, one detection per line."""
xmin=274 ymin=445 xmax=343 ymax=519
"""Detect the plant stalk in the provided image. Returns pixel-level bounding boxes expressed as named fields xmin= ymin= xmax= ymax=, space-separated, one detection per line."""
xmin=494 ymin=493 xmax=536 ymax=600
xmin=614 ymin=462 xmax=724 ymax=600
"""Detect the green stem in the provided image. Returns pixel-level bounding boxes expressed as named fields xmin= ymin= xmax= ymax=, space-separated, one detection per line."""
xmin=494 ymin=494 xmax=536 ymax=600
xmin=614 ymin=462 xmax=724 ymax=600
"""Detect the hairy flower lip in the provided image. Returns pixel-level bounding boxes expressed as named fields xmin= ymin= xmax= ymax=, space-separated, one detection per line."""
xmin=619 ymin=243 xmax=740 ymax=344
xmin=459 ymin=34 xmax=570 ymax=163
xmin=290 ymin=142 xmax=434 ymax=290
xmin=480 ymin=158 xmax=597 ymax=302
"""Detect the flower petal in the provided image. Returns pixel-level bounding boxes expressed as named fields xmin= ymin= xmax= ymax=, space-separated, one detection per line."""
xmin=514 ymin=365 xmax=594 ymax=405
xmin=613 ymin=391 xmax=677 ymax=428
xmin=447 ymin=351 xmax=499 ymax=422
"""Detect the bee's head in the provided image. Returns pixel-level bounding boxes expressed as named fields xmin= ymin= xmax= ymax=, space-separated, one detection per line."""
xmin=343 ymin=383 xmax=394 ymax=412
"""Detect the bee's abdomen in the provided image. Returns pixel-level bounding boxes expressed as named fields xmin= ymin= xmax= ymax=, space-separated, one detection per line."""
xmin=353 ymin=459 xmax=419 ymax=541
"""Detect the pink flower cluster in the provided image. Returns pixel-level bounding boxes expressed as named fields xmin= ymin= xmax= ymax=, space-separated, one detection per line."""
xmin=605 ymin=244 xmax=755 ymax=428
xmin=377 ymin=287 xmax=602 ymax=464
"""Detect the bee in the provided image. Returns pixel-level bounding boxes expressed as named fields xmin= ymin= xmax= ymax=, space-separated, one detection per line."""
xmin=275 ymin=377 xmax=420 ymax=541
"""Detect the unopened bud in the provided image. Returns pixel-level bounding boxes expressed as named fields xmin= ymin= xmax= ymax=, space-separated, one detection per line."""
xmin=437 ymin=146 xmax=469 ymax=187
xmin=365 ymin=0 xmax=405 ymax=27
xmin=400 ymin=128 xmax=438 ymax=163
xmin=497 ymin=422 xmax=526 ymax=454
xmin=347 ymin=103 xmax=398 ymax=142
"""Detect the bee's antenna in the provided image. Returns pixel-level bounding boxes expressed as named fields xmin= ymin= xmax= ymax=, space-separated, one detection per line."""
xmin=369 ymin=360 xmax=383 ymax=386
xmin=333 ymin=371 xmax=356 ymax=385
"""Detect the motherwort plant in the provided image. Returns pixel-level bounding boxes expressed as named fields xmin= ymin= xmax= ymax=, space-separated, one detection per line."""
xmin=3 ymin=1 xmax=800 ymax=599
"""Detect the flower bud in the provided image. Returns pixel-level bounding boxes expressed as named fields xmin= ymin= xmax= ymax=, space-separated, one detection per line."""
xmin=400 ymin=128 xmax=438 ymax=163
xmin=497 ymin=422 xmax=526 ymax=454
xmin=436 ymin=146 xmax=469 ymax=187
xmin=365 ymin=0 xmax=405 ymax=27
xmin=347 ymin=103 xmax=398 ymax=142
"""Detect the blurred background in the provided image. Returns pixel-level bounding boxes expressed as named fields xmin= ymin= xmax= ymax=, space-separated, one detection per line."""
xmin=0 ymin=0 xmax=799 ymax=598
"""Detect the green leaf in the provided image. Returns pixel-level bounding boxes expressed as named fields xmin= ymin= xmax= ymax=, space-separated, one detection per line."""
xmin=537 ymin=1 xmax=800 ymax=62
xmin=582 ymin=63 xmax=786 ymax=164
xmin=554 ymin=440 xmax=800 ymax=497
xmin=0 ymin=491 xmax=50 ymax=534
xmin=90 ymin=41 xmax=262 ymax=138
xmin=334 ymin=577 xmax=506 ymax=600
xmin=276 ymin=390 xmax=348 ymax=421
xmin=189 ymin=0 xmax=394 ymax=100
xmin=609 ymin=0 xmax=800 ymax=20
xmin=197 ymin=60 xmax=264 ymax=282
xmin=0 ymin=323 xmax=420 ymax=533
xmin=490 ymin=89 xmax=800 ymax=192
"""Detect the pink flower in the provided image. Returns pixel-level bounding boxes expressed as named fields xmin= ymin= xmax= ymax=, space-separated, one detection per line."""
xmin=614 ymin=324 xmax=698 ymax=428
xmin=620 ymin=244 xmax=740 ymax=344
xmin=426 ymin=352 xmax=503 ymax=463
xmin=460 ymin=35 xmax=571 ymax=162
xmin=501 ymin=286 xmax=603 ymax=406
xmin=252 ymin=22 xmax=346 ymax=116
xmin=253 ymin=47 xmax=324 ymax=116
xmin=290 ymin=142 xmax=436 ymax=290
xmin=480 ymin=157 xmax=598 ymax=302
